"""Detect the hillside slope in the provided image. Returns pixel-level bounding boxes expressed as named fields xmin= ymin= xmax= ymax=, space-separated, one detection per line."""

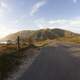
xmin=1 ymin=28 xmax=80 ymax=41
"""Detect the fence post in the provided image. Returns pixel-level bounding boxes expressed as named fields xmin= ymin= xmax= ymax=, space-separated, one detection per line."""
xmin=17 ymin=36 xmax=20 ymax=51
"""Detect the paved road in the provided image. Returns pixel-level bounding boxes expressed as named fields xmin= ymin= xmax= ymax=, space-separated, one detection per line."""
xmin=19 ymin=45 xmax=80 ymax=80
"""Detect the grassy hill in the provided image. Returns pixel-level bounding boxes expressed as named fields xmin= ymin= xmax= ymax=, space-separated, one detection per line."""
xmin=1 ymin=28 xmax=80 ymax=43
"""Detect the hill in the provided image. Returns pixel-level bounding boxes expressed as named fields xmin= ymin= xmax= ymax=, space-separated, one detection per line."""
xmin=0 ymin=28 xmax=80 ymax=42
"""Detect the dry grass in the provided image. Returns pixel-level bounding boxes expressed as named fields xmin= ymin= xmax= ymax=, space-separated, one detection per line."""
xmin=0 ymin=44 xmax=29 ymax=80
xmin=56 ymin=37 xmax=80 ymax=44
xmin=33 ymin=40 xmax=48 ymax=47
xmin=0 ymin=42 xmax=42 ymax=80
xmin=0 ymin=45 xmax=17 ymax=55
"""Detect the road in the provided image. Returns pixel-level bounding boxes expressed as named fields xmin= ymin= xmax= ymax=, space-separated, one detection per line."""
xmin=19 ymin=45 xmax=80 ymax=80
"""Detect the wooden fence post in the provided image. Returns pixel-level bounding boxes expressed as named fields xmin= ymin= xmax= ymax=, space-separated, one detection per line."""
xmin=17 ymin=36 xmax=20 ymax=51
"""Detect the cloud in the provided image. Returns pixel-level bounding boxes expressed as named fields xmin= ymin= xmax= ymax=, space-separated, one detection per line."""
xmin=32 ymin=19 xmax=80 ymax=33
xmin=48 ymin=20 xmax=67 ymax=24
xmin=0 ymin=0 xmax=8 ymax=16
xmin=48 ymin=19 xmax=80 ymax=26
xmin=48 ymin=19 xmax=80 ymax=33
xmin=30 ymin=0 xmax=47 ymax=16
xmin=1 ymin=1 xmax=7 ymax=8
xmin=73 ymin=0 xmax=77 ymax=4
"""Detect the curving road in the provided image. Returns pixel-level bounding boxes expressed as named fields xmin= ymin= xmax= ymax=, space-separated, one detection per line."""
xmin=19 ymin=45 xmax=80 ymax=80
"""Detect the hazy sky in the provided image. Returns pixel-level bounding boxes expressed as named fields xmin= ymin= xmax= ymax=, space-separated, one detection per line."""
xmin=0 ymin=0 xmax=80 ymax=38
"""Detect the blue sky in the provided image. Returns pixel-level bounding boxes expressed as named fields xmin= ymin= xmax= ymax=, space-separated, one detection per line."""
xmin=0 ymin=0 xmax=80 ymax=38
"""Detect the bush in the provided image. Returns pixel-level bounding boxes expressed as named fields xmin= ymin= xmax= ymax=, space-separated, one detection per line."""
xmin=0 ymin=51 xmax=21 ymax=80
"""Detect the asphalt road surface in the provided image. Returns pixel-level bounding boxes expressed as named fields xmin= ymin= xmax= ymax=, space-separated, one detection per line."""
xmin=19 ymin=45 xmax=80 ymax=80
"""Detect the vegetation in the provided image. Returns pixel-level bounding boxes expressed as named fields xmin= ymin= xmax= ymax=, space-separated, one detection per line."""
xmin=0 ymin=45 xmax=15 ymax=79
xmin=0 ymin=42 xmax=33 ymax=80
xmin=0 ymin=51 xmax=20 ymax=80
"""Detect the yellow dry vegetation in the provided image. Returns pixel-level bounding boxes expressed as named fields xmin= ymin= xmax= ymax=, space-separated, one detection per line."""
xmin=0 ymin=44 xmax=16 ymax=54
xmin=33 ymin=40 xmax=49 ymax=47
xmin=56 ymin=37 xmax=80 ymax=44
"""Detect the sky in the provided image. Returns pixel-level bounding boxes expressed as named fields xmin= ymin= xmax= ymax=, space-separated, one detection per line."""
xmin=0 ymin=0 xmax=80 ymax=38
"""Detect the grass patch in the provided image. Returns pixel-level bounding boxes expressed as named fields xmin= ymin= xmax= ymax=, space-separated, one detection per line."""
xmin=57 ymin=37 xmax=80 ymax=44
xmin=33 ymin=40 xmax=48 ymax=47
xmin=0 ymin=51 xmax=21 ymax=80
xmin=0 ymin=44 xmax=26 ymax=80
